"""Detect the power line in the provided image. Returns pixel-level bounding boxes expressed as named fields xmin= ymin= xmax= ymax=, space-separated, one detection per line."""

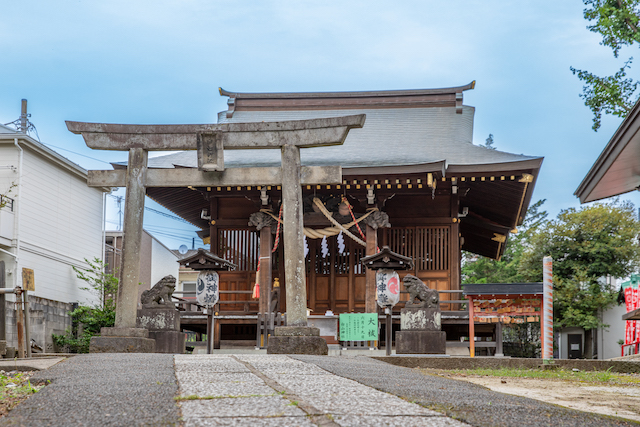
xmin=144 ymin=207 xmax=190 ymax=224
xmin=8 ymin=119 xmax=116 ymax=165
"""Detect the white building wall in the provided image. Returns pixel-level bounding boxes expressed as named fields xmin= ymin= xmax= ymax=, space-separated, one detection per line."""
xmin=150 ymin=237 xmax=179 ymax=286
xmin=558 ymin=327 xmax=583 ymax=360
xmin=599 ymin=304 xmax=627 ymax=360
xmin=0 ymin=142 xmax=103 ymax=306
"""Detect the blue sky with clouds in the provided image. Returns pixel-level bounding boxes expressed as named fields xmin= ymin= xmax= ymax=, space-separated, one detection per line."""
xmin=2 ymin=1 xmax=638 ymax=249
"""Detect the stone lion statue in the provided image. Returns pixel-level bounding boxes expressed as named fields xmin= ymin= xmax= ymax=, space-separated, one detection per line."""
xmin=403 ymin=275 xmax=439 ymax=308
xmin=141 ymin=275 xmax=176 ymax=308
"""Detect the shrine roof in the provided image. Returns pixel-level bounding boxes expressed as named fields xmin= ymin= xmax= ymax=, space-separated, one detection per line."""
xmin=133 ymin=107 xmax=540 ymax=173
xmin=109 ymin=84 xmax=543 ymax=261
xmin=576 ymin=97 xmax=640 ymax=203
xmin=463 ymin=283 xmax=543 ymax=297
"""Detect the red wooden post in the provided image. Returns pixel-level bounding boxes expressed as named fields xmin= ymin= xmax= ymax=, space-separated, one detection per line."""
xmin=468 ymin=296 xmax=475 ymax=358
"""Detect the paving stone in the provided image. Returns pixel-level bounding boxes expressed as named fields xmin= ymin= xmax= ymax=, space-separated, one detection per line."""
xmin=179 ymin=383 xmax=277 ymax=398
xmin=176 ymin=372 xmax=261 ymax=384
xmin=305 ymin=394 xmax=437 ymax=416
xmin=183 ymin=416 xmax=317 ymax=427
xmin=180 ymin=396 xmax=306 ymax=418
xmin=333 ymin=415 xmax=469 ymax=427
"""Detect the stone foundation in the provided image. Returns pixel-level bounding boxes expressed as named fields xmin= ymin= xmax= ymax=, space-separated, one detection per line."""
xmin=395 ymin=331 xmax=446 ymax=354
xmin=267 ymin=326 xmax=328 ymax=355
xmin=396 ymin=307 xmax=446 ymax=354
xmin=89 ymin=327 xmax=156 ymax=353
xmin=137 ymin=308 xmax=185 ymax=354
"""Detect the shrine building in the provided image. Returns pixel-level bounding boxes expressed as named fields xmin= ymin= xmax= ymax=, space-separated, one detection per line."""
xmin=122 ymin=82 xmax=543 ymax=347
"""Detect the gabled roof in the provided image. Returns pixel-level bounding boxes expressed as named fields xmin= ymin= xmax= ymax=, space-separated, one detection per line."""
xmin=178 ymin=248 xmax=236 ymax=271
xmin=129 ymin=107 xmax=540 ymax=174
xmin=113 ymin=84 xmax=542 ymax=260
xmin=575 ymin=98 xmax=640 ymax=203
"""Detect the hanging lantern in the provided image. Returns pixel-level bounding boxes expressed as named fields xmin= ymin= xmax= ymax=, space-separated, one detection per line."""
xmin=376 ymin=269 xmax=400 ymax=308
xmin=196 ymin=270 xmax=220 ymax=307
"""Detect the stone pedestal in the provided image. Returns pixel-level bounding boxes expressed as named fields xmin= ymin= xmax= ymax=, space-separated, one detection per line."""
xmin=0 ymin=340 xmax=6 ymax=357
xmin=90 ymin=327 xmax=156 ymax=353
xmin=395 ymin=308 xmax=446 ymax=354
xmin=137 ymin=308 xmax=185 ymax=354
xmin=267 ymin=326 xmax=328 ymax=355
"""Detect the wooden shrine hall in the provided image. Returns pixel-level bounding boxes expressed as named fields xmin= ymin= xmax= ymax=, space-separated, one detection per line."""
xmin=115 ymin=82 xmax=543 ymax=347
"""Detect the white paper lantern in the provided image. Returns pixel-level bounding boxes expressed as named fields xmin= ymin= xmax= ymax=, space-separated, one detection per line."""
xmin=376 ymin=269 xmax=400 ymax=308
xmin=196 ymin=270 xmax=220 ymax=307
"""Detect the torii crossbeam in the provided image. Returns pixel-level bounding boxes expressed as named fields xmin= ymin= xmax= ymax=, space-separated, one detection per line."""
xmin=67 ymin=115 xmax=366 ymax=353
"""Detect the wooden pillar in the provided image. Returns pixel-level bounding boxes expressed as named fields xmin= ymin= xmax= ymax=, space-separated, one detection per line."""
xmin=258 ymin=226 xmax=272 ymax=314
xmin=280 ymin=144 xmax=307 ymax=327
xmin=309 ymin=238 xmax=317 ymax=311
xmin=365 ymin=225 xmax=377 ymax=313
xmin=450 ymin=192 xmax=461 ymax=291
xmin=209 ymin=197 xmax=218 ymax=253
xmin=496 ymin=321 xmax=503 ymax=356
xmin=348 ymin=240 xmax=355 ymax=312
xmin=117 ymin=148 xmax=148 ymax=328
xmin=329 ymin=236 xmax=336 ymax=312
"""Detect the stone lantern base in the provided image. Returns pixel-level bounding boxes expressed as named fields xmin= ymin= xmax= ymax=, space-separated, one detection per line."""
xmin=89 ymin=327 xmax=156 ymax=353
xmin=395 ymin=307 xmax=446 ymax=354
xmin=267 ymin=326 xmax=328 ymax=355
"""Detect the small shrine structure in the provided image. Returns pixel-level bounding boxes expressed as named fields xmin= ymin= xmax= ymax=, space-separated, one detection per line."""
xmin=463 ymin=283 xmax=544 ymax=357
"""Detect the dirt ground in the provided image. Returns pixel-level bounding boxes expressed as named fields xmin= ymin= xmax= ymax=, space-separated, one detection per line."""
xmin=430 ymin=370 xmax=640 ymax=422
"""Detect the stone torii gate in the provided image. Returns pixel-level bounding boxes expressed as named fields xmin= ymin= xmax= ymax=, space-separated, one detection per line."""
xmin=67 ymin=115 xmax=365 ymax=353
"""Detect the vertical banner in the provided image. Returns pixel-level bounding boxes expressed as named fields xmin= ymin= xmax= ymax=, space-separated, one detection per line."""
xmin=542 ymin=256 xmax=553 ymax=360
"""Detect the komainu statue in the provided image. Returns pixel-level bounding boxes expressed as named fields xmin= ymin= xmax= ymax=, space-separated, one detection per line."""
xmin=403 ymin=275 xmax=439 ymax=308
xmin=140 ymin=275 xmax=176 ymax=308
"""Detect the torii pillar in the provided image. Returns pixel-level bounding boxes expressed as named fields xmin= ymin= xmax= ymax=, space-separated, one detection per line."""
xmin=67 ymin=115 xmax=365 ymax=354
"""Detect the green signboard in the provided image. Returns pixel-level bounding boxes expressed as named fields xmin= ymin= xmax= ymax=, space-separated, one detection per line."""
xmin=339 ymin=313 xmax=378 ymax=341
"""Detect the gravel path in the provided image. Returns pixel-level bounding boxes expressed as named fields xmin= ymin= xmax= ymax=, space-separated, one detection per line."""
xmin=294 ymin=355 xmax=640 ymax=427
xmin=0 ymin=353 xmax=180 ymax=426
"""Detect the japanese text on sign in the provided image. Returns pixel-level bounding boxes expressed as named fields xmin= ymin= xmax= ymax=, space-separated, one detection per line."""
xmin=339 ymin=313 xmax=378 ymax=341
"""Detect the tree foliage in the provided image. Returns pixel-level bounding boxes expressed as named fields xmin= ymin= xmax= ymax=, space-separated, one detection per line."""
xmin=484 ymin=134 xmax=496 ymax=150
xmin=462 ymin=200 xmax=548 ymax=358
xmin=463 ymin=199 xmax=640 ymax=357
xmin=572 ymin=0 xmax=640 ymax=130
xmin=52 ymin=258 xmax=118 ymax=353
xmin=520 ymin=200 xmax=640 ymax=330
xmin=462 ymin=200 xmax=548 ymax=284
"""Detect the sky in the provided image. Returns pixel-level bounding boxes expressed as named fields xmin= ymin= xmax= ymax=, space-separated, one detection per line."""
xmin=1 ymin=1 xmax=639 ymax=250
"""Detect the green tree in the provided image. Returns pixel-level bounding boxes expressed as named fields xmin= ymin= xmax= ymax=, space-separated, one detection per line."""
xmin=462 ymin=200 xmax=548 ymax=358
xmin=52 ymin=258 xmax=118 ymax=353
xmin=484 ymin=134 xmax=496 ymax=150
xmin=462 ymin=199 xmax=548 ymax=284
xmin=571 ymin=0 xmax=640 ymax=131
xmin=520 ymin=200 xmax=640 ymax=330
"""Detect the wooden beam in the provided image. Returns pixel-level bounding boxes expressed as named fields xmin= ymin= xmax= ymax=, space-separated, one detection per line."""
xmin=88 ymin=166 xmax=342 ymax=187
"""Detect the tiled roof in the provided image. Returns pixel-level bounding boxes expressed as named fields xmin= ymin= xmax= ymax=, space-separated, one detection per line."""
xmin=132 ymin=107 xmax=539 ymax=171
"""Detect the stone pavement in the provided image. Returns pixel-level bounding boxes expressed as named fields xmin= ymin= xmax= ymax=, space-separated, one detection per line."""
xmin=175 ymin=355 xmax=463 ymax=426
xmin=1 ymin=353 xmax=639 ymax=426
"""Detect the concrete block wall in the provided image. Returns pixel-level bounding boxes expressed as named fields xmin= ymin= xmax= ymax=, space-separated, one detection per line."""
xmin=3 ymin=296 xmax=72 ymax=353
